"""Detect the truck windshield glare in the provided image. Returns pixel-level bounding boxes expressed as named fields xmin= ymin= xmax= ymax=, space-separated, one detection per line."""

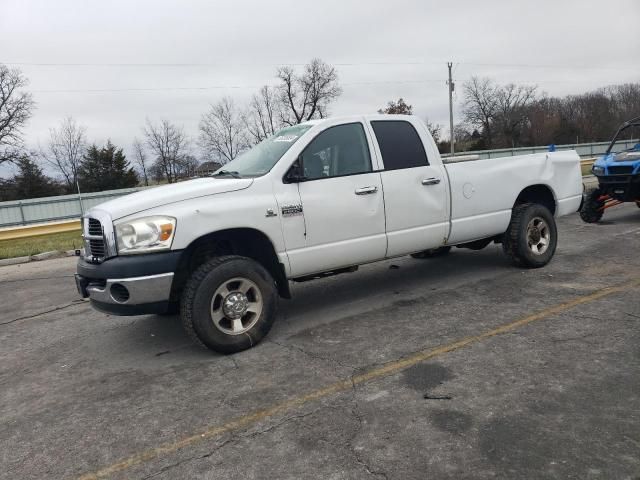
xmin=214 ymin=124 xmax=312 ymax=177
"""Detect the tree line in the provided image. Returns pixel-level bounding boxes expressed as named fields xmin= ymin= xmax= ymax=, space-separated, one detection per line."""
xmin=1 ymin=60 xmax=638 ymax=202
xmin=454 ymin=78 xmax=640 ymax=152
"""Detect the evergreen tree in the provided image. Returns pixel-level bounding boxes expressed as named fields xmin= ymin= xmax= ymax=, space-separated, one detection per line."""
xmin=11 ymin=155 xmax=62 ymax=199
xmin=78 ymin=141 xmax=138 ymax=192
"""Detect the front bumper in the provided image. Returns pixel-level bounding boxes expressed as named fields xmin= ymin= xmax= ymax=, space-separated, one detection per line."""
xmin=76 ymin=272 xmax=174 ymax=315
xmin=76 ymin=251 xmax=182 ymax=315
xmin=596 ymin=173 xmax=640 ymax=201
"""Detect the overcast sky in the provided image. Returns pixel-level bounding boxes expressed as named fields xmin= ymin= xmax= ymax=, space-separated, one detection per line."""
xmin=1 ymin=0 xmax=639 ymax=176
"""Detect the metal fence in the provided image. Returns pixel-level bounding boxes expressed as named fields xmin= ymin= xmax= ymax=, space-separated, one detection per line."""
xmin=0 ymin=187 xmax=144 ymax=228
xmin=441 ymin=139 xmax=638 ymax=160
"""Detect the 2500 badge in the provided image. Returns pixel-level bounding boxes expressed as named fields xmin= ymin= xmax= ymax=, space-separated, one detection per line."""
xmin=281 ymin=204 xmax=303 ymax=216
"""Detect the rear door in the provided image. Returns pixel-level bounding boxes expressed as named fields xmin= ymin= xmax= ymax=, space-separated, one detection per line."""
xmin=369 ymin=119 xmax=449 ymax=257
xmin=286 ymin=122 xmax=387 ymax=277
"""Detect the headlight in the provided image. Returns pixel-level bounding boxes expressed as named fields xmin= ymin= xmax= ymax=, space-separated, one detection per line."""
xmin=592 ymin=165 xmax=605 ymax=176
xmin=114 ymin=216 xmax=176 ymax=255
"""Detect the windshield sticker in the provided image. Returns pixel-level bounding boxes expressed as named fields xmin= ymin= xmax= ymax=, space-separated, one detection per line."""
xmin=273 ymin=135 xmax=298 ymax=143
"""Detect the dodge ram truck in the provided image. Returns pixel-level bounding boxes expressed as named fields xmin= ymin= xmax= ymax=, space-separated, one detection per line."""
xmin=75 ymin=115 xmax=583 ymax=353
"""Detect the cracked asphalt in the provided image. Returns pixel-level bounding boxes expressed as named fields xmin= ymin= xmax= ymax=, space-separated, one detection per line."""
xmin=1 ymin=205 xmax=640 ymax=480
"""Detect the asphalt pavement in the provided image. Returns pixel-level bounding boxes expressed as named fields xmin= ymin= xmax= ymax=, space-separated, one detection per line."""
xmin=1 ymin=204 xmax=639 ymax=480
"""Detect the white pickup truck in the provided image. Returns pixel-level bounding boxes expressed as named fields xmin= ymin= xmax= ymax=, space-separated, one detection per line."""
xmin=75 ymin=115 xmax=583 ymax=353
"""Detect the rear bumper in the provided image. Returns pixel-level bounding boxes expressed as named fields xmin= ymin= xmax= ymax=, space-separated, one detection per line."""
xmin=76 ymin=251 xmax=181 ymax=315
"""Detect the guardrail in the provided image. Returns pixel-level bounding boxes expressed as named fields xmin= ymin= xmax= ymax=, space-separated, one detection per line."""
xmin=442 ymin=139 xmax=638 ymax=160
xmin=0 ymin=219 xmax=82 ymax=241
xmin=0 ymin=187 xmax=144 ymax=228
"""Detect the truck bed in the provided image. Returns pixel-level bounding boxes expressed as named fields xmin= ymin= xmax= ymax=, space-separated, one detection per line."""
xmin=443 ymin=151 xmax=583 ymax=244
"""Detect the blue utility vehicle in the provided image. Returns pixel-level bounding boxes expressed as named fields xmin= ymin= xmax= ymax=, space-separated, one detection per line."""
xmin=580 ymin=116 xmax=640 ymax=222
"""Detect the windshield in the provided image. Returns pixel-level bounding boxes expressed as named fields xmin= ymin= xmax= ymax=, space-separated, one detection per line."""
xmin=214 ymin=124 xmax=312 ymax=177
xmin=609 ymin=124 xmax=640 ymax=159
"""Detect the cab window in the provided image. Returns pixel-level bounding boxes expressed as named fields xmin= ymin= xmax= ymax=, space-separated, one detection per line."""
xmin=300 ymin=123 xmax=372 ymax=180
xmin=371 ymin=120 xmax=429 ymax=169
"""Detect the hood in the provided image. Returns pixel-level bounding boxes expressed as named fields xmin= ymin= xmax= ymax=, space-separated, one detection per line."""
xmin=90 ymin=177 xmax=253 ymax=220
xmin=598 ymin=151 xmax=640 ymax=165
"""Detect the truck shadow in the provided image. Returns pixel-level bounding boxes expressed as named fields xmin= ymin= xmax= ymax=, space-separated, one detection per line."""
xmin=119 ymin=247 xmax=507 ymax=359
xmin=275 ymin=246 xmax=509 ymax=337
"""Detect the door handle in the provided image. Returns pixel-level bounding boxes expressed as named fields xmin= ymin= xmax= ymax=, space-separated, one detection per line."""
xmin=422 ymin=177 xmax=441 ymax=186
xmin=355 ymin=186 xmax=378 ymax=195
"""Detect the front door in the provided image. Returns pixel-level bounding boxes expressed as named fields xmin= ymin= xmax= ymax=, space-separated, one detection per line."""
xmin=286 ymin=122 xmax=387 ymax=277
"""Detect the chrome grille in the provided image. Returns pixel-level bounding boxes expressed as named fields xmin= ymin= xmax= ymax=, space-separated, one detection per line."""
xmin=89 ymin=239 xmax=106 ymax=257
xmin=84 ymin=216 xmax=107 ymax=261
xmin=88 ymin=218 xmax=103 ymax=236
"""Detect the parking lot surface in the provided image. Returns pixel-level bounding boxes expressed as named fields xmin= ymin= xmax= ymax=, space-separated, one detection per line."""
xmin=1 ymin=205 xmax=640 ymax=480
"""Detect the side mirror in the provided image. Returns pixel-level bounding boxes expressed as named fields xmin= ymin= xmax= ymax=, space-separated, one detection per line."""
xmin=284 ymin=159 xmax=306 ymax=183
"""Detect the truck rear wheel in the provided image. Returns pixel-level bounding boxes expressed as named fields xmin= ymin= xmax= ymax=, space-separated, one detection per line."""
xmin=580 ymin=188 xmax=605 ymax=223
xmin=502 ymin=203 xmax=557 ymax=268
xmin=180 ymin=255 xmax=278 ymax=354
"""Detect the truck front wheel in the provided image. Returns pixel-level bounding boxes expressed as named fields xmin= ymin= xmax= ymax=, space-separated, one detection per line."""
xmin=502 ymin=203 xmax=557 ymax=268
xmin=180 ymin=255 xmax=278 ymax=354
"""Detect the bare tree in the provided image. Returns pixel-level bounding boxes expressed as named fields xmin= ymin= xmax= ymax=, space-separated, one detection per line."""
xmin=0 ymin=65 xmax=35 ymax=165
xmin=143 ymin=119 xmax=189 ymax=184
xmin=45 ymin=116 xmax=87 ymax=192
xmin=462 ymin=77 xmax=499 ymax=148
xmin=608 ymin=83 xmax=640 ymax=125
xmin=495 ymin=83 xmax=537 ymax=147
xmin=378 ymin=98 xmax=413 ymax=114
xmin=199 ymin=97 xmax=247 ymax=164
xmin=243 ymin=86 xmax=280 ymax=145
xmin=276 ymin=58 xmax=342 ymax=125
xmin=177 ymin=154 xmax=200 ymax=178
xmin=132 ymin=137 xmax=149 ymax=186
xmin=425 ymin=118 xmax=442 ymax=143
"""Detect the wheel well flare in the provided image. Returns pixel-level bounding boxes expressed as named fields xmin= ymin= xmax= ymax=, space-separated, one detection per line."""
xmin=515 ymin=185 xmax=556 ymax=215
xmin=171 ymin=228 xmax=290 ymax=300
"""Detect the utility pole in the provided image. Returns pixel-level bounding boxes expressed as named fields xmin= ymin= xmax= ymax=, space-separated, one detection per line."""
xmin=447 ymin=62 xmax=455 ymax=155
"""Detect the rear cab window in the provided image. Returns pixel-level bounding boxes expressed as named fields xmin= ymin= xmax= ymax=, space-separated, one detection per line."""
xmin=370 ymin=120 xmax=429 ymax=170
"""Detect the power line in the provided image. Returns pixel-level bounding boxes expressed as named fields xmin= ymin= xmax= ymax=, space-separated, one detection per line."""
xmin=3 ymin=60 xmax=638 ymax=72
xmin=30 ymin=76 xmax=623 ymax=95
xmin=32 ymin=86 xmax=260 ymax=93
xmin=31 ymin=79 xmax=445 ymax=94
xmin=460 ymin=62 xmax=639 ymax=71
xmin=2 ymin=60 xmax=443 ymax=68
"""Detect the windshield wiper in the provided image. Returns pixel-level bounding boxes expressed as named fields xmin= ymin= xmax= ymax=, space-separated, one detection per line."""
xmin=213 ymin=170 xmax=242 ymax=178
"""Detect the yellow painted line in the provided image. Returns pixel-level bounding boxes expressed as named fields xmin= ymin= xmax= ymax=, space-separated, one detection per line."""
xmin=76 ymin=277 xmax=640 ymax=480
xmin=0 ymin=220 xmax=81 ymax=241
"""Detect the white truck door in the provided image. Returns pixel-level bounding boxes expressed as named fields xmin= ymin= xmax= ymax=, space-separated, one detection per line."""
xmin=369 ymin=119 xmax=449 ymax=257
xmin=286 ymin=122 xmax=387 ymax=277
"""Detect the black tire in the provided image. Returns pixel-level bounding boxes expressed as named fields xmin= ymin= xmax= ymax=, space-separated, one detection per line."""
xmin=580 ymin=188 xmax=605 ymax=223
xmin=180 ymin=255 xmax=278 ymax=354
xmin=636 ymin=201 xmax=640 ymax=208
xmin=411 ymin=246 xmax=452 ymax=259
xmin=502 ymin=203 xmax=557 ymax=268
